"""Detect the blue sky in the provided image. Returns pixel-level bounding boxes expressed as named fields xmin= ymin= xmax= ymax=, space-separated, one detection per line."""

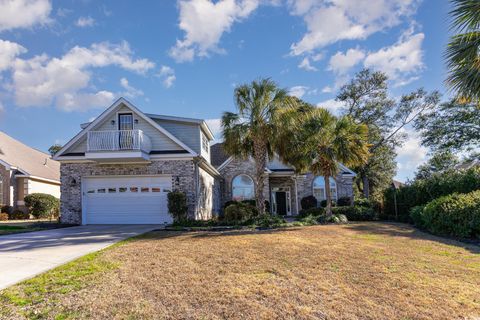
xmin=0 ymin=0 xmax=452 ymax=181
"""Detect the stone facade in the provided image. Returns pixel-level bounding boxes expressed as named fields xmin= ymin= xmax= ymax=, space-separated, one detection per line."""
xmin=60 ymin=160 xmax=198 ymax=224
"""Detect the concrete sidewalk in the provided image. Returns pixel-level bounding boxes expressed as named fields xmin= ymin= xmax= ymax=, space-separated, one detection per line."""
xmin=0 ymin=225 xmax=161 ymax=290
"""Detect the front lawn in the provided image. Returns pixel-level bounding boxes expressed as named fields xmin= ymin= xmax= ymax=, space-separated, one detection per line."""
xmin=0 ymin=221 xmax=73 ymax=236
xmin=1 ymin=222 xmax=479 ymax=319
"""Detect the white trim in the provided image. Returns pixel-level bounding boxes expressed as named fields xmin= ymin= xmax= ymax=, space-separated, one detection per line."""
xmin=0 ymin=159 xmax=12 ymax=170
xmin=54 ymin=97 xmax=198 ymax=160
xmin=271 ymin=187 xmax=292 ymax=215
xmin=339 ymin=163 xmax=356 ymax=176
xmin=85 ymin=151 xmax=149 ymax=160
xmin=14 ymin=174 xmax=60 ymax=185
xmin=217 ymin=156 xmax=233 ymax=171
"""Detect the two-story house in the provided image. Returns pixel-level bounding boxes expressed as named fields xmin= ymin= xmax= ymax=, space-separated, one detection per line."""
xmin=55 ymin=98 xmax=355 ymax=224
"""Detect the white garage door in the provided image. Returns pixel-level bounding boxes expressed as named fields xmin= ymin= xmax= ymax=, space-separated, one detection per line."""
xmin=83 ymin=176 xmax=172 ymax=224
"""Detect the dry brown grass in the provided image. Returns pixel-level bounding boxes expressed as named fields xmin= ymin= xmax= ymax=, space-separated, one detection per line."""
xmin=1 ymin=222 xmax=479 ymax=319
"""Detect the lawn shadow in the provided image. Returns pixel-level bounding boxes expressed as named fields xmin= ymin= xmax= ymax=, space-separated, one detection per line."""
xmin=344 ymin=221 xmax=480 ymax=254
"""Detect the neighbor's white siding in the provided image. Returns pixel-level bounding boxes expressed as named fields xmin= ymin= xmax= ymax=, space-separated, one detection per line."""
xmin=27 ymin=178 xmax=60 ymax=199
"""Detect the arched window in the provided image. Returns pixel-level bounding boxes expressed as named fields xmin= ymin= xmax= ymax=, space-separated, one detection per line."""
xmin=313 ymin=176 xmax=337 ymax=202
xmin=232 ymin=174 xmax=254 ymax=201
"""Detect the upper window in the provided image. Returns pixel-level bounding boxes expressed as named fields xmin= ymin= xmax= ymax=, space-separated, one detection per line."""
xmin=201 ymin=132 xmax=209 ymax=153
xmin=118 ymin=113 xmax=133 ymax=130
xmin=313 ymin=176 xmax=337 ymax=202
xmin=232 ymin=174 xmax=254 ymax=201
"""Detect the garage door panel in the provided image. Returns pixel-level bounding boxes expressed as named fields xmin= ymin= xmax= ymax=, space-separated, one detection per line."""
xmin=83 ymin=176 xmax=172 ymax=225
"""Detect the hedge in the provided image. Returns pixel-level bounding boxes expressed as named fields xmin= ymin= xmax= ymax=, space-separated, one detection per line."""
xmin=167 ymin=191 xmax=188 ymax=222
xmin=410 ymin=190 xmax=480 ymax=239
xmin=24 ymin=193 xmax=59 ymax=219
xmin=332 ymin=206 xmax=376 ymax=221
xmin=383 ymin=167 xmax=480 ymax=221
xmin=223 ymin=202 xmax=259 ymax=223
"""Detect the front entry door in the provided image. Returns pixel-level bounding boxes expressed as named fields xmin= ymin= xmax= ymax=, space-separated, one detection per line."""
xmin=275 ymin=192 xmax=287 ymax=215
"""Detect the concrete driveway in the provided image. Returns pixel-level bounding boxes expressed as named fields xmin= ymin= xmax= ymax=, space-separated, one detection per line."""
xmin=0 ymin=225 xmax=162 ymax=290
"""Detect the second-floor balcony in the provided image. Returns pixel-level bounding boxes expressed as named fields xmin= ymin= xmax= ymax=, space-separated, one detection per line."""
xmin=86 ymin=130 xmax=152 ymax=161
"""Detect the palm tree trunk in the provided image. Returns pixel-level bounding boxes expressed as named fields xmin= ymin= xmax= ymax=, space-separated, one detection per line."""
xmin=324 ymin=175 xmax=332 ymax=216
xmin=362 ymin=175 xmax=370 ymax=199
xmin=253 ymin=140 xmax=267 ymax=214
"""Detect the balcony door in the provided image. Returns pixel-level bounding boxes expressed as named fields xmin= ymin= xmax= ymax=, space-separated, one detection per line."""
xmin=118 ymin=113 xmax=134 ymax=149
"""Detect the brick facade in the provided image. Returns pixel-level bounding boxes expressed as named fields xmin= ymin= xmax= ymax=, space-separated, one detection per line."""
xmin=218 ymin=157 xmax=355 ymax=215
xmin=60 ymin=160 xmax=199 ymax=224
xmin=219 ymin=157 xmax=270 ymax=205
xmin=0 ymin=165 xmax=11 ymax=207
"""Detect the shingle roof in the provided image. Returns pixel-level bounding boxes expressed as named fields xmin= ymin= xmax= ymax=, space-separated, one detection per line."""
xmin=210 ymin=142 xmax=230 ymax=168
xmin=0 ymin=131 xmax=60 ymax=182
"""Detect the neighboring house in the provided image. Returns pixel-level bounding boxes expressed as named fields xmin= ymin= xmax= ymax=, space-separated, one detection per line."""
xmin=210 ymin=143 xmax=356 ymax=216
xmin=0 ymin=131 xmax=60 ymax=212
xmin=55 ymin=98 xmax=356 ymax=225
xmin=54 ymin=98 xmax=221 ymax=225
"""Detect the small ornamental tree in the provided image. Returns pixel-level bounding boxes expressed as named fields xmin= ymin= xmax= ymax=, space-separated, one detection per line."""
xmin=24 ymin=193 xmax=59 ymax=219
xmin=167 ymin=191 xmax=188 ymax=223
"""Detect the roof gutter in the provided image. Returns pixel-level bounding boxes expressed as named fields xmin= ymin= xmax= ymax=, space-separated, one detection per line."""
xmin=14 ymin=174 xmax=61 ymax=185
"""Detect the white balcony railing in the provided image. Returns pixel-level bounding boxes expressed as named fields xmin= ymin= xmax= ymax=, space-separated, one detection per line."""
xmin=87 ymin=130 xmax=152 ymax=153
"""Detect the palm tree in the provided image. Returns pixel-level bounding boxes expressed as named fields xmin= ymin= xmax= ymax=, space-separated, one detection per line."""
xmin=277 ymin=107 xmax=370 ymax=216
xmin=445 ymin=0 xmax=480 ymax=105
xmin=222 ymin=78 xmax=296 ymax=214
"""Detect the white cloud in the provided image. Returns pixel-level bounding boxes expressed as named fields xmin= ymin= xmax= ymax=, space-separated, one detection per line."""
xmin=56 ymin=91 xmax=115 ymax=112
xmin=298 ymin=56 xmax=317 ymax=71
xmin=316 ymin=99 xmax=344 ymax=115
xmin=157 ymin=65 xmax=176 ymax=88
xmin=328 ymin=48 xmax=365 ymax=75
xmin=75 ymin=16 xmax=95 ymax=27
xmin=395 ymin=126 xmax=428 ymax=181
xmin=0 ymin=0 xmax=52 ymax=31
xmin=205 ymin=118 xmax=222 ymax=141
xmin=288 ymin=0 xmax=419 ymax=56
xmin=169 ymin=0 xmax=259 ymax=62
xmin=120 ymin=77 xmax=144 ymax=98
xmin=289 ymin=85 xmax=317 ymax=98
xmin=289 ymin=85 xmax=309 ymax=98
xmin=10 ymin=41 xmax=154 ymax=111
xmin=364 ymin=31 xmax=424 ymax=86
xmin=321 ymin=86 xmax=332 ymax=93
xmin=0 ymin=39 xmax=27 ymax=72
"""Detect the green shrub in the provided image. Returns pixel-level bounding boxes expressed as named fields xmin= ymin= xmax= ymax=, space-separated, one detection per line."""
xmin=167 ymin=191 xmax=189 ymax=223
xmin=299 ymin=214 xmax=321 ymax=225
xmin=320 ymin=199 xmax=336 ymax=208
xmin=9 ymin=210 xmax=30 ymax=220
xmin=299 ymin=207 xmax=325 ymax=218
xmin=332 ymin=206 xmax=375 ymax=221
xmin=337 ymin=196 xmax=352 ymax=207
xmin=24 ymin=193 xmax=59 ymax=219
xmin=253 ymin=214 xmax=284 ymax=228
xmin=1 ymin=205 xmax=13 ymax=214
xmin=0 ymin=213 xmax=8 ymax=221
xmin=354 ymin=198 xmax=372 ymax=208
xmin=383 ymin=167 xmax=480 ymax=221
xmin=409 ymin=206 xmax=426 ymax=228
xmin=330 ymin=214 xmax=348 ymax=224
xmin=300 ymin=196 xmax=317 ymax=210
xmin=223 ymin=200 xmax=238 ymax=209
xmin=224 ymin=202 xmax=258 ymax=223
xmin=421 ymin=190 xmax=480 ymax=239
